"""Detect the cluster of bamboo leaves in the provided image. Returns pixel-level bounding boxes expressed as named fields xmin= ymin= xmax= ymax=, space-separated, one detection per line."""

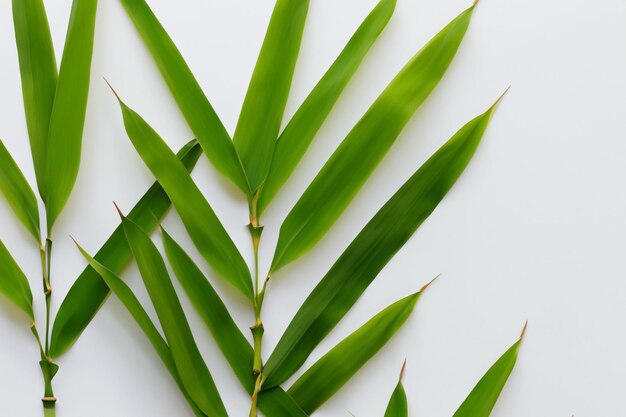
xmin=0 ymin=0 xmax=525 ymax=416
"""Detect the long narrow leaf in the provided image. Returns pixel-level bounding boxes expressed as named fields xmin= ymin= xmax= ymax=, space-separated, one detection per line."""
xmin=121 ymin=214 xmax=227 ymax=417
xmin=44 ymin=0 xmax=98 ymax=231
xmin=119 ymin=0 xmax=249 ymax=194
xmin=49 ymin=140 xmax=202 ymax=359
xmin=384 ymin=362 xmax=408 ymax=417
xmin=0 ymin=241 xmax=34 ymax=320
xmin=258 ymin=0 xmax=397 ymax=214
xmin=263 ymin=97 xmax=501 ymax=388
xmin=233 ymin=0 xmax=309 ymax=194
xmin=258 ymin=387 xmax=309 ymax=417
xmin=115 ymin=97 xmax=253 ymax=300
xmin=288 ymin=292 xmax=420 ymax=413
xmin=0 ymin=139 xmax=40 ymax=241
xmin=271 ymin=6 xmax=475 ymax=271
xmin=453 ymin=327 xmax=525 ymax=417
xmin=74 ymin=245 xmax=206 ymax=417
xmin=11 ymin=0 xmax=57 ymax=193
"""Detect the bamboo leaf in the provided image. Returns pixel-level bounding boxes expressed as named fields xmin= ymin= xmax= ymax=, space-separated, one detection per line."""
xmin=44 ymin=0 xmax=98 ymax=231
xmin=115 ymin=96 xmax=254 ymax=300
xmin=11 ymin=0 xmax=57 ymax=193
xmin=0 ymin=139 xmax=41 ymax=241
xmin=49 ymin=140 xmax=201 ymax=359
xmin=0 ymin=241 xmax=34 ymax=320
xmin=271 ymin=6 xmax=475 ymax=271
xmin=384 ymin=362 xmax=408 ymax=417
xmin=119 ymin=0 xmax=249 ymax=194
xmin=288 ymin=292 xmax=420 ymax=413
xmin=452 ymin=327 xmax=525 ymax=417
xmin=74 ymin=244 xmax=206 ymax=417
xmin=258 ymin=0 xmax=397 ymax=214
xmin=233 ymin=0 xmax=309 ymax=194
xmin=263 ymin=97 xmax=501 ymax=388
xmin=120 ymin=214 xmax=227 ymax=417
xmin=258 ymin=387 xmax=309 ymax=417
xmin=161 ymin=229 xmax=255 ymax=390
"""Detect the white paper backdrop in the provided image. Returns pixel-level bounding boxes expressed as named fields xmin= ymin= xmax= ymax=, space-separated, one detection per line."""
xmin=1 ymin=0 xmax=625 ymax=416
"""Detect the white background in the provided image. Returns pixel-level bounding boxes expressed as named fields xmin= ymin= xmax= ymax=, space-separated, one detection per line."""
xmin=0 ymin=0 xmax=624 ymax=416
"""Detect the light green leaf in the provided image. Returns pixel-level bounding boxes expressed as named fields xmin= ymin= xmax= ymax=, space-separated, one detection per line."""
xmin=271 ymin=6 xmax=475 ymax=271
xmin=49 ymin=140 xmax=202 ymax=359
xmin=258 ymin=0 xmax=397 ymax=214
xmin=12 ymin=0 xmax=57 ymax=194
xmin=0 ymin=139 xmax=40 ymax=241
xmin=233 ymin=0 xmax=309 ymax=195
xmin=119 ymin=0 xmax=249 ymax=194
xmin=121 ymin=214 xmax=227 ymax=417
xmin=44 ymin=0 xmax=98 ymax=231
xmin=288 ymin=292 xmax=420 ymax=413
xmin=115 ymin=97 xmax=253 ymax=300
xmin=0 ymin=241 xmax=34 ymax=320
xmin=263 ymin=97 xmax=500 ymax=388
xmin=452 ymin=328 xmax=524 ymax=417
xmin=74 ymin=244 xmax=206 ymax=417
xmin=384 ymin=362 xmax=408 ymax=417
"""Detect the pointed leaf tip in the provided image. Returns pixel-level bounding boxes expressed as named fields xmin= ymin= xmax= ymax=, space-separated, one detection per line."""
xmin=103 ymin=78 xmax=122 ymax=102
xmin=520 ymin=320 xmax=529 ymax=340
xmin=113 ymin=202 xmax=125 ymax=219
xmin=420 ymin=273 xmax=442 ymax=292
xmin=399 ymin=359 xmax=407 ymax=381
xmin=491 ymin=86 xmax=511 ymax=111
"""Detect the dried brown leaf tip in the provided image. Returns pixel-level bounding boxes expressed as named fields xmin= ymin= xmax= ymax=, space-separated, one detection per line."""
xmin=520 ymin=320 xmax=529 ymax=340
xmin=420 ymin=273 xmax=442 ymax=292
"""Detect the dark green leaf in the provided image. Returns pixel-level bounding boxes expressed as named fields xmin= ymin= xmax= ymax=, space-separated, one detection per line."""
xmin=0 ymin=139 xmax=40 ymax=241
xmin=258 ymin=387 xmax=309 ymax=417
xmin=258 ymin=0 xmax=397 ymax=214
xmin=12 ymin=0 xmax=57 ymax=194
xmin=288 ymin=292 xmax=419 ymax=413
xmin=49 ymin=140 xmax=201 ymax=359
xmin=384 ymin=362 xmax=408 ymax=417
xmin=119 ymin=0 xmax=249 ymax=194
xmin=116 ymin=98 xmax=253 ymax=300
xmin=121 ymin=214 xmax=227 ymax=417
xmin=453 ymin=328 xmax=524 ymax=417
xmin=233 ymin=0 xmax=309 ymax=194
xmin=271 ymin=6 xmax=475 ymax=271
xmin=43 ymin=0 xmax=98 ymax=231
xmin=0 ymin=241 xmax=34 ymax=320
xmin=74 ymin=244 xmax=206 ymax=417
xmin=263 ymin=97 xmax=500 ymax=388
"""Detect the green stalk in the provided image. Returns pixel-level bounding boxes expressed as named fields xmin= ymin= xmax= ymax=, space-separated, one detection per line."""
xmin=39 ymin=238 xmax=57 ymax=416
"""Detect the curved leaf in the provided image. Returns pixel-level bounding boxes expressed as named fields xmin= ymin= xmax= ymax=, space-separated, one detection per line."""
xmin=271 ymin=6 xmax=475 ymax=271
xmin=44 ymin=0 xmax=98 ymax=231
xmin=258 ymin=0 xmax=397 ymax=214
xmin=0 ymin=241 xmax=34 ymax=320
xmin=453 ymin=329 xmax=524 ymax=417
xmin=384 ymin=362 xmax=408 ymax=417
xmin=0 ymin=139 xmax=40 ymax=241
xmin=263 ymin=97 xmax=501 ymax=388
xmin=74 ymin=244 xmax=206 ymax=417
xmin=288 ymin=292 xmax=419 ymax=413
xmin=49 ymin=140 xmax=201 ymax=359
xmin=116 ymin=97 xmax=253 ymax=300
xmin=119 ymin=0 xmax=249 ymax=194
xmin=12 ymin=0 xmax=57 ymax=194
xmin=233 ymin=0 xmax=309 ymax=194
xmin=121 ymin=214 xmax=227 ymax=417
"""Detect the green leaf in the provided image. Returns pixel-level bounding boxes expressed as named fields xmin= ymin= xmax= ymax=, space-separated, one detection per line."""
xmin=74 ymin=244 xmax=206 ymax=417
xmin=233 ymin=0 xmax=309 ymax=194
xmin=119 ymin=0 xmax=249 ymax=194
xmin=263 ymin=97 xmax=500 ymax=388
xmin=384 ymin=362 xmax=408 ymax=417
xmin=258 ymin=0 xmax=397 ymax=214
xmin=0 ymin=139 xmax=40 ymax=241
xmin=258 ymin=387 xmax=309 ymax=417
xmin=43 ymin=0 xmax=98 ymax=232
xmin=271 ymin=6 xmax=475 ymax=271
xmin=121 ymin=214 xmax=227 ymax=417
xmin=0 ymin=241 xmax=34 ymax=320
xmin=49 ymin=140 xmax=201 ymax=359
xmin=453 ymin=328 xmax=525 ymax=417
xmin=116 ymin=97 xmax=253 ymax=300
xmin=161 ymin=229 xmax=255 ymax=390
xmin=12 ymin=0 xmax=57 ymax=194
xmin=288 ymin=292 xmax=420 ymax=413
